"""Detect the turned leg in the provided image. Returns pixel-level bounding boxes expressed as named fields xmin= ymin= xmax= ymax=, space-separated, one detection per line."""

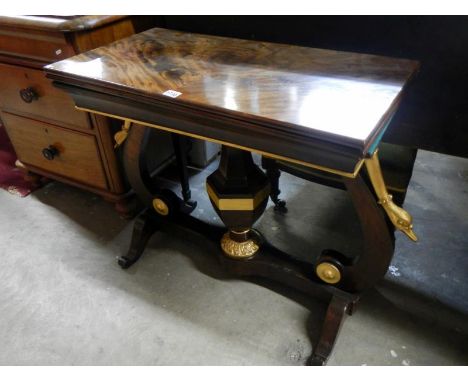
xmin=207 ymin=146 xmax=270 ymax=259
xmin=261 ymin=156 xmax=287 ymax=212
xmin=101 ymin=194 xmax=140 ymax=220
xmin=117 ymin=209 xmax=159 ymax=269
xmin=15 ymin=159 xmax=43 ymax=188
xmin=113 ymin=196 xmax=140 ymax=220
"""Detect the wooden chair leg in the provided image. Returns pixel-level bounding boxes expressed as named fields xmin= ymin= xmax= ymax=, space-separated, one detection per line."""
xmin=261 ymin=157 xmax=287 ymax=212
xmin=171 ymin=134 xmax=192 ymax=203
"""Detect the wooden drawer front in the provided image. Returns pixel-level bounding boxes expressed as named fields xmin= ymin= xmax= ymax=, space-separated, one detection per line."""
xmin=0 ymin=63 xmax=90 ymax=130
xmin=2 ymin=112 xmax=108 ymax=190
xmin=0 ymin=28 xmax=75 ymax=62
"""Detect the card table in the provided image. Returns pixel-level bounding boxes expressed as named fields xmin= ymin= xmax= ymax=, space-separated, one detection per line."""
xmin=45 ymin=28 xmax=419 ymax=365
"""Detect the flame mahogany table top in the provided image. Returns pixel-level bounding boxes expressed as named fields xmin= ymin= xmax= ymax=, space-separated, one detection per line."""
xmin=45 ymin=28 xmax=419 ymax=175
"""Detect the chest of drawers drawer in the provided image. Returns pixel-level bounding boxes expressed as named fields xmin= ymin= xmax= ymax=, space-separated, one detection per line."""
xmin=1 ymin=112 xmax=108 ymax=190
xmin=0 ymin=27 xmax=74 ymax=62
xmin=0 ymin=16 xmax=155 ymax=217
xmin=0 ymin=63 xmax=91 ymax=131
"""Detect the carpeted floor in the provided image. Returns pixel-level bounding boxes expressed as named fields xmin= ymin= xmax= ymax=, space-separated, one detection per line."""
xmin=0 ymin=122 xmax=40 ymax=197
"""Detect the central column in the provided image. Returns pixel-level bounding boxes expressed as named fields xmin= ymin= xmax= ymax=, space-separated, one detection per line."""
xmin=206 ymin=146 xmax=270 ymax=259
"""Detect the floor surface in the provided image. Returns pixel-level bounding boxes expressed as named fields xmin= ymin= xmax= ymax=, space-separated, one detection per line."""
xmin=0 ymin=150 xmax=467 ymax=365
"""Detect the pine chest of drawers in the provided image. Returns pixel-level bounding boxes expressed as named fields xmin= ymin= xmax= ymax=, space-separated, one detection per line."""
xmin=0 ymin=16 xmax=152 ymax=216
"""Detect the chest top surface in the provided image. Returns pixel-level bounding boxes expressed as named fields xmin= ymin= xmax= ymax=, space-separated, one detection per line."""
xmin=0 ymin=15 xmax=127 ymax=32
xmin=45 ymin=27 xmax=418 ymax=152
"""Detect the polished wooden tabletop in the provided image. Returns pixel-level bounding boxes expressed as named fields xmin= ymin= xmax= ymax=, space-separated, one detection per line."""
xmin=45 ymin=28 xmax=418 ymax=146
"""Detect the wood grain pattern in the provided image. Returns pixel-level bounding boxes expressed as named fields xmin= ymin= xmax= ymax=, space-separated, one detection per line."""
xmin=90 ymin=113 xmax=126 ymax=194
xmin=72 ymin=19 xmax=135 ymax=54
xmin=0 ymin=16 xmax=127 ymax=33
xmin=0 ymin=63 xmax=91 ymax=130
xmin=45 ymin=28 xmax=419 ymax=153
xmin=1 ymin=112 xmax=108 ymax=189
xmin=0 ymin=27 xmax=75 ymax=63
xmin=0 ymin=15 xmax=146 ymax=217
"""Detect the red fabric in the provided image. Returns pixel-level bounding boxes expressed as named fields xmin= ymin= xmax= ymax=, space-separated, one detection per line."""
xmin=0 ymin=123 xmax=39 ymax=197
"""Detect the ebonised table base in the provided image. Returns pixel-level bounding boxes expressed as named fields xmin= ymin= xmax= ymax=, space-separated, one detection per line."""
xmin=118 ymin=207 xmax=359 ymax=366
xmin=117 ymin=124 xmax=400 ymax=366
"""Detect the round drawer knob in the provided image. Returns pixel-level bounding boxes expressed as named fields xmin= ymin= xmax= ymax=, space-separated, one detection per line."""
xmin=19 ymin=87 xmax=39 ymax=103
xmin=42 ymin=145 xmax=59 ymax=161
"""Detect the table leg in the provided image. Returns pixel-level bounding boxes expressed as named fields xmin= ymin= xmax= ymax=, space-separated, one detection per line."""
xmin=308 ymin=294 xmax=353 ymax=366
xmin=120 ymin=124 xmax=196 ymax=269
xmin=314 ymin=174 xmax=395 ymax=292
xmin=120 ymin=126 xmax=395 ymax=365
xmin=117 ymin=209 xmax=159 ymax=269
